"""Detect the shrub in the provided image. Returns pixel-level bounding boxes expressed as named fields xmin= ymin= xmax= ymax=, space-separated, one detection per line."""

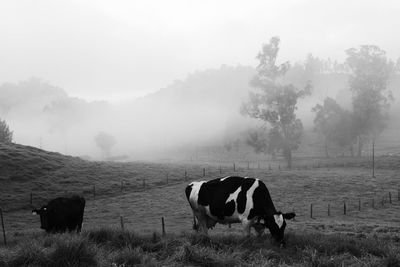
xmin=111 ymin=246 xmax=156 ymax=267
xmin=173 ymin=243 xmax=238 ymax=267
xmin=6 ymin=241 xmax=50 ymax=267
xmin=48 ymin=235 xmax=96 ymax=267
xmin=0 ymin=118 xmax=12 ymax=143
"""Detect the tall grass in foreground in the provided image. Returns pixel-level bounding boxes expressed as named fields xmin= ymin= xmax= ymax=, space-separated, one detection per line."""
xmin=0 ymin=228 xmax=399 ymax=266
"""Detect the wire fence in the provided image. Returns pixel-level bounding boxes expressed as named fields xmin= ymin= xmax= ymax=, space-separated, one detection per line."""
xmin=1 ymin=160 xmax=399 ymax=245
xmin=2 ymin=159 xmax=383 ymax=212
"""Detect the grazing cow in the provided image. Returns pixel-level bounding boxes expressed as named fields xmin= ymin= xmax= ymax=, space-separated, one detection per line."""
xmin=32 ymin=196 xmax=85 ymax=233
xmin=185 ymin=176 xmax=295 ymax=245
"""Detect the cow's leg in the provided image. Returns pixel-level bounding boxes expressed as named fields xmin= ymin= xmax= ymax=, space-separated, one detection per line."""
xmin=206 ymin=217 xmax=217 ymax=229
xmin=192 ymin=212 xmax=199 ymax=231
xmin=77 ymin=217 xmax=83 ymax=233
xmin=241 ymin=219 xmax=252 ymax=236
xmin=77 ymin=223 xmax=82 ymax=233
xmin=196 ymin=214 xmax=208 ymax=235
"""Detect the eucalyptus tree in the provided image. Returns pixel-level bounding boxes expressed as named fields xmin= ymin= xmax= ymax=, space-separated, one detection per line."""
xmin=242 ymin=37 xmax=311 ymax=168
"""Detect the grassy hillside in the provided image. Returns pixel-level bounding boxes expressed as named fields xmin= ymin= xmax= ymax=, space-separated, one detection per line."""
xmin=0 ymin=143 xmax=224 ymax=212
xmin=1 ymin=143 xmax=400 ymax=266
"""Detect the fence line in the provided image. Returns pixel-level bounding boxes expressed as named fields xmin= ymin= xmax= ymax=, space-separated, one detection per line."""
xmin=1 ymin=160 xmax=398 ymax=239
xmin=3 ymin=159 xmax=399 ymax=211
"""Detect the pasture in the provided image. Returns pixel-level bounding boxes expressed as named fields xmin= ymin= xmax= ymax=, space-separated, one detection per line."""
xmin=1 ymin=143 xmax=400 ymax=266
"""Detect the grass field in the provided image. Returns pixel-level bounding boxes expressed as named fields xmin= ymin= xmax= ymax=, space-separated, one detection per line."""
xmin=1 ymin=228 xmax=400 ymax=266
xmin=1 ymin=143 xmax=400 ymax=266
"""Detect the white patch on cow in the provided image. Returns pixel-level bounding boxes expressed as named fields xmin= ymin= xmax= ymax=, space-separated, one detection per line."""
xmin=189 ymin=181 xmax=206 ymax=209
xmin=274 ymin=214 xmax=284 ymax=228
xmin=188 ymin=181 xmax=209 ymax=233
xmin=226 ymin=186 xmax=241 ymax=204
xmin=241 ymin=179 xmax=259 ymax=220
xmin=32 ymin=211 xmax=37 ymax=215
xmin=220 ymin=176 xmax=231 ymax=181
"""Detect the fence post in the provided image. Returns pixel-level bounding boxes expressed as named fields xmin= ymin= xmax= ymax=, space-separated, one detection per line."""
xmin=0 ymin=209 xmax=6 ymax=246
xmin=233 ymin=163 xmax=236 ymax=172
xmin=389 ymin=192 xmax=392 ymax=204
xmin=120 ymin=216 xmax=124 ymax=230
xmin=343 ymin=201 xmax=346 ymax=215
xmin=120 ymin=181 xmax=123 ymax=192
xmin=328 ymin=204 xmax=330 ymax=216
xmin=247 ymin=161 xmax=250 ymax=170
xmin=93 ymin=185 xmax=96 ymax=200
xmin=310 ymin=204 xmax=313 ymax=218
xmin=161 ymin=217 xmax=166 ymax=237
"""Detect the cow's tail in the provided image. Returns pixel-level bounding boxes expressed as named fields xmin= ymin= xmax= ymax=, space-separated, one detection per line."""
xmin=185 ymin=184 xmax=192 ymax=202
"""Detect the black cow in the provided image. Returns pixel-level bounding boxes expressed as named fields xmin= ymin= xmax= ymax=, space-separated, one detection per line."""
xmin=32 ymin=196 xmax=85 ymax=233
xmin=185 ymin=176 xmax=295 ymax=245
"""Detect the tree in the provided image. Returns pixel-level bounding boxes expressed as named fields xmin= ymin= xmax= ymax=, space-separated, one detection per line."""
xmin=94 ymin=132 xmax=116 ymax=158
xmin=331 ymin=110 xmax=358 ymax=156
xmin=312 ymin=97 xmax=344 ymax=157
xmin=246 ymin=128 xmax=268 ymax=155
xmin=346 ymin=45 xmax=394 ymax=156
xmin=242 ymin=37 xmax=311 ymax=168
xmin=312 ymin=98 xmax=357 ymax=157
xmin=0 ymin=118 xmax=13 ymax=143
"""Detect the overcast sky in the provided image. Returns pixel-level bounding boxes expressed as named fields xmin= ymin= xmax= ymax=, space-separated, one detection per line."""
xmin=1 ymin=0 xmax=399 ymax=102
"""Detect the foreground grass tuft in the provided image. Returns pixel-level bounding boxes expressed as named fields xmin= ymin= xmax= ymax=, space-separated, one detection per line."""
xmin=6 ymin=240 xmax=50 ymax=267
xmin=49 ymin=235 xmax=97 ymax=267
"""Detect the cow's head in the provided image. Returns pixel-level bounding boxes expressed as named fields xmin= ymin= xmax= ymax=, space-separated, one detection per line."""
xmin=264 ymin=212 xmax=296 ymax=246
xmin=32 ymin=206 xmax=50 ymax=230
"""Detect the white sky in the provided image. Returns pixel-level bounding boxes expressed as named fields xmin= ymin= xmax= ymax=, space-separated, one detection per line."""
xmin=1 ymin=0 xmax=399 ymax=102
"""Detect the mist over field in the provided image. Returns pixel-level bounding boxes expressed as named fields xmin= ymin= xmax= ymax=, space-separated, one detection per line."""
xmin=1 ymin=0 xmax=400 ymax=161
xmin=1 ymin=66 xmax=399 ymax=161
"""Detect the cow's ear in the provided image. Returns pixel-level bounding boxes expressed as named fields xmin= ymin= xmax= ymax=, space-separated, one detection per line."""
xmin=283 ymin=212 xmax=296 ymax=220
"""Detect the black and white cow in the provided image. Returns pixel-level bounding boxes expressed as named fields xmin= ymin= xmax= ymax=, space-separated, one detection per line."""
xmin=32 ymin=196 xmax=86 ymax=233
xmin=185 ymin=176 xmax=295 ymax=245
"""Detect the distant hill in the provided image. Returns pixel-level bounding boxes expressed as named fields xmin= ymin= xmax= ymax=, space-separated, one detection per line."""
xmin=1 ymin=67 xmax=399 ymax=159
